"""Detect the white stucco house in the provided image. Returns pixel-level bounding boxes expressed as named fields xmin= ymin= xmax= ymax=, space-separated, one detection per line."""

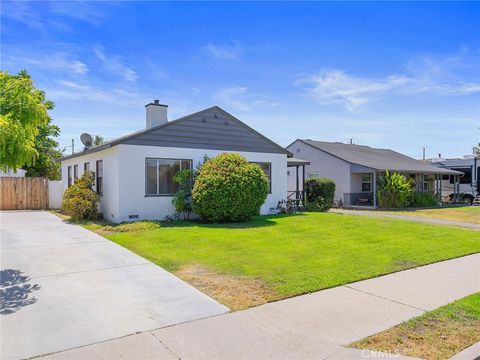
xmin=287 ymin=139 xmax=461 ymax=208
xmin=60 ymin=102 xmax=290 ymax=222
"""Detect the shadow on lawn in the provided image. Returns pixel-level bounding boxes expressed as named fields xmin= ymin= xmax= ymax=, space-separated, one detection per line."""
xmin=63 ymin=212 xmax=306 ymax=230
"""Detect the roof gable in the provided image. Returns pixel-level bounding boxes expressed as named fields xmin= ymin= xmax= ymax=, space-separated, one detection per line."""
xmin=122 ymin=107 xmax=289 ymax=154
xmin=60 ymin=106 xmax=289 ymax=161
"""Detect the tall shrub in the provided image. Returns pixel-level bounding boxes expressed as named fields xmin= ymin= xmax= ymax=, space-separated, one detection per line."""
xmin=376 ymin=171 xmax=412 ymax=208
xmin=172 ymin=169 xmax=194 ymax=220
xmin=62 ymin=171 xmax=100 ymax=220
xmin=192 ymin=153 xmax=269 ymax=222
xmin=304 ymin=177 xmax=336 ymax=211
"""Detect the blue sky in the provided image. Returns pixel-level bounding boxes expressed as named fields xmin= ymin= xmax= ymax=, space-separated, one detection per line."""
xmin=2 ymin=1 xmax=479 ymax=158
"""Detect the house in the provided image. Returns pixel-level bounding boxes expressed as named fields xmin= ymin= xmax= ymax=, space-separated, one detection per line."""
xmin=286 ymin=139 xmax=462 ymax=207
xmin=0 ymin=169 xmax=27 ymax=177
xmin=60 ymin=102 xmax=290 ymax=222
xmin=429 ymin=154 xmax=479 ymax=203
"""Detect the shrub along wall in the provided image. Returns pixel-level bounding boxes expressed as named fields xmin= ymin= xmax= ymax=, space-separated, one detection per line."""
xmin=304 ymin=177 xmax=336 ymax=211
xmin=192 ymin=152 xmax=269 ymax=222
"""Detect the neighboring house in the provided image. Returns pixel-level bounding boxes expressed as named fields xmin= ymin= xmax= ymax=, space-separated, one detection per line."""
xmin=286 ymin=139 xmax=461 ymax=207
xmin=0 ymin=169 xmax=27 ymax=177
xmin=429 ymin=154 xmax=479 ymax=203
xmin=60 ymin=102 xmax=290 ymax=222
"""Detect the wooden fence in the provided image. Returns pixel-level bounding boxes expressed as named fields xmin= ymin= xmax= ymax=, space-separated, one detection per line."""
xmin=0 ymin=177 xmax=49 ymax=210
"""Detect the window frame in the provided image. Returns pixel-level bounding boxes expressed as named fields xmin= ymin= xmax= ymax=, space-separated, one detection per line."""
xmin=96 ymin=160 xmax=103 ymax=196
xmin=84 ymin=162 xmax=90 ymax=172
xmin=361 ymin=173 xmax=372 ymax=193
xmin=251 ymin=162 xmax=272 ymax=194
xmin=67 ymin=166 xmax=72 ymax=187
xmin=73 ymin=164 xmax=78 ymax=182
xmin=145 ymin=158 xmax=192 ymax=197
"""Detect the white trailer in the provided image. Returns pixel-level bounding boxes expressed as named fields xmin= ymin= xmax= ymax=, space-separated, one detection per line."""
xmin=431 ymin=155 xmax=479 ymax=204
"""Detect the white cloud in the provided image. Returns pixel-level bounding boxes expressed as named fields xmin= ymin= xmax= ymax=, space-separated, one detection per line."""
xmin=93 ymin=46 xmax=138 ymax=82
xmin=202 ymin=42 xmax=241 ymax=60
xmin=298 ymin=51 xmax=480 ymax=110
xmin=3 ymin=50 xmax=89 ymax=75
xmin=213 ymin=86 xmax=278 ymax=112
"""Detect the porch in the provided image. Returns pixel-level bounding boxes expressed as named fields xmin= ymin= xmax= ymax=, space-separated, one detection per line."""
xmin=287 ymin=157 xmax=310 ymax=208
xmin=344 ymin=168 xmax=463 ymax=208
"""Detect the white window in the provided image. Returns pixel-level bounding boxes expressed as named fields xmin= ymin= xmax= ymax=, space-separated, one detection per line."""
xmin=361 ymin=173 xmax=372 ymax=192
xmin=73 ymin=165 xmax=78 ymax=182
xmin=67 ymin=166 xmax=72 ymax=187
xmin=308 ymin=173 xmax=320 ymax=178
xmin=96 ymin=160 xmax=103 ymax=196
xmin=84 ymin=162 xmax=90 ymax=172
xmin=145 ymin=158 xmax=192 ymax=196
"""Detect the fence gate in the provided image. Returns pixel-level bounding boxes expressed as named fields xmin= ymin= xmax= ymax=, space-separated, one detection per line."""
xmin=0 ymin=177 xmax=49 ymax=210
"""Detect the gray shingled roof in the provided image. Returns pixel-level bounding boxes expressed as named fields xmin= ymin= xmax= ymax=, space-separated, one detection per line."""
xmin=60 ymin=106 xmax=290 ymax=161
xmin=299 ymin=140 xmax=462 ymax=175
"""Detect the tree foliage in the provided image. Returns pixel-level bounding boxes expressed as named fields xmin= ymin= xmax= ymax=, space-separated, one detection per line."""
xmin=93 ymin=134 xmax=104 ymax=146
xmin=0 ymin=70 xmax=52 ymax=171
xmin=172 ymin=169 xmax=194 ymax=220
xmin=192 ymin=153 xmax=269 ymax=222
xmin=62 ymin=171 xmax=100 ymax=220
xmin=376 ymin=171 xmax=412 ymax=208
xmin=23 ymin=121 xmax=62 ymax=179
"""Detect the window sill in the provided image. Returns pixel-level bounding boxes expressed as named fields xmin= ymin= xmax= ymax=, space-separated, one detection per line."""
xmin=145 ymin=194 xmax=174 ymax=197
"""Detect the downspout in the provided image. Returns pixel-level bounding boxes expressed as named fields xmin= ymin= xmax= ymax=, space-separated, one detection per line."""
xmin=373 ymin=171 xmax=377 ymax=208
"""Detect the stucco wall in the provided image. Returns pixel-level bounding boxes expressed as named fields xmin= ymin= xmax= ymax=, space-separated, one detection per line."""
xmin=286 ymin=140 xmax=351 ymax=202
xmin=115 ymin=144 xmax=287 ymax=223
xmin=61 ymin=147 xmax=120 ymax=220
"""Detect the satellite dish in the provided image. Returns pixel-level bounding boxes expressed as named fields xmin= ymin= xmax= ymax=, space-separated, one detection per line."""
xmin=80 ymin=133 xmax=93 ymax=149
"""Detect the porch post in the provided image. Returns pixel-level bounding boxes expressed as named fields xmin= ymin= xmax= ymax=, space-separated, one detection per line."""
xmin=373 ymin=171 xmax=377 ymax=208
xmin=296 ymin=165 xmax=299 ymax=206
xmin=302 ymin=165 xmax=306 ymax=206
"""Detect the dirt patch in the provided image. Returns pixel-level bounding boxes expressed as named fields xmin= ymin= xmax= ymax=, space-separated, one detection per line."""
xmin=350 ymin=312 xmax=480 ymax=360
xmin=175 ymin=264 xmax=280 ymax=311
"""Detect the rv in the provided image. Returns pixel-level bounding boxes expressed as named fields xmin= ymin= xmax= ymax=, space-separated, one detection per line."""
xmin=430 ymin=155 xmax=479 ymax=204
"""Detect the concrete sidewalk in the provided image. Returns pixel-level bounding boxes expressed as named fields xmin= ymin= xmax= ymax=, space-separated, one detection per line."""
xmin=43 ymin=253 xmax=480 ymax=360
xmin=330 ymin=208 xmax=480 ymax=230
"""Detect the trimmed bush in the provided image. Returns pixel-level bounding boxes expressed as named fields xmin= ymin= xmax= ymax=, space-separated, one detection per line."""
xmin=410 ymin=192 xmax=438 ymax=207
xmin=62 ymin=171 xmax=100 ymax=220
xmin=304 ymin=177 xmax=336 ymax=211
xmin=376 ymin=171 xmax=412 ymax=208
xmin=192 ymin=152 xmax=269 ymax=222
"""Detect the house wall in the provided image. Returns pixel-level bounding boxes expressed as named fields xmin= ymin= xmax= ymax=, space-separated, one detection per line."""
xmin=115 ymin=144 xmax=287 ymax=223
xmin=286 ymin=140 xmax=351 ymax=202
xmin=61 ymin=147 xmax=120 ymax=220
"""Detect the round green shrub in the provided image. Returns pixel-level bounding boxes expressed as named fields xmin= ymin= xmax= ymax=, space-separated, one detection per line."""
xmin=192 ymin=153 xmax=269 ymax=222
xmin=304 ymin=177 xmax=336 ymax=211
xmin=62 ymin=171 xmax=100 ymax=220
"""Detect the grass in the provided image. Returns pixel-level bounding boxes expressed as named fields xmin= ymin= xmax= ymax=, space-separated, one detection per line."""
xmin=67 ymin=211 xmax=480 ymax=309
xmin=350 ymin=292 xmax=480 ymax=360
xmin=379 ymin=206 xmax=480 ymax=224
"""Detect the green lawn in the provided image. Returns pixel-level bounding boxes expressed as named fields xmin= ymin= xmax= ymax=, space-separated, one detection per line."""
xmin=350 ymin=292 xmax=480 ymax=359
xmin=82 ymin=212 xmax=480 ymax=306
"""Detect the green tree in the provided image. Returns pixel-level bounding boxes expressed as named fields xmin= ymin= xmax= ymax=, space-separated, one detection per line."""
xmin=23 ymin=121 xmax=62 ymax=179
xmin=474 ymin=143 xmax=479 ymax=157
xmin=93 ymin=134 xmax=104 ymax=146
xmin=0 ymin=70 xmax=52 ymax=171
xmin=376 ymin=171 xmax=412 ymax=208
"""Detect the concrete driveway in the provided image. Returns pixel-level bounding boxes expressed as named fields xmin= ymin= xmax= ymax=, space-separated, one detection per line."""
xmin=0 ymin=211 xmax=227 ymax=360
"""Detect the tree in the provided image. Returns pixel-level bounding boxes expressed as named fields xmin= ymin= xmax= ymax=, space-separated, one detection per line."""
xmin=93 ymin=134 xmax=104 ymax=146
xmin=474 ymin=143 xmax=480 ymax=157
xmin=0 ymin=70 xmax=52 ymax=171
xmin=23 ymin=121 xmax=62 ymax=180
xmin=62 ymin=171 xmax=100 ymax=220
xmin=376 ymin=171 xmax=412 ymax=208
